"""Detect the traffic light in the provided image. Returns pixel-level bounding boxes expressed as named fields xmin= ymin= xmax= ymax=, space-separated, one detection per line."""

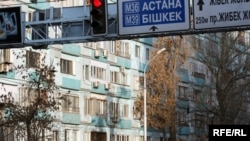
xmin=90 ymin=0 xmax=108 ymax=36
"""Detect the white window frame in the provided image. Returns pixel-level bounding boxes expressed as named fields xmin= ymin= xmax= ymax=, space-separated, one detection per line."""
xmin=110 ymin=102 xmax=119 ymax=118
xmin=83 ymin=65 xmax=89 ymax=80
xmin=122 ymin=104 xmax=129 ymax=118
xmin=110 ymin=134 xmax=129 ymax=141
xmin=60 ymin=59 xmax=73 ymax=74
xmin=85 ymin=97 xmax=107 ymax=116
xmin=135 ymin=45 xmax=140 ymax=57
xmin=62 ymin=95 xmax=79 ymax=113
xmin=91 ymin=66 xmax=106 ymax=80
xmin=0 ymin=49 xmax=11 ymax=63
xmin=108 ymin=41 xmax=116 ymax=54
xmin=110 ymin=71 xmax=119 ymax=83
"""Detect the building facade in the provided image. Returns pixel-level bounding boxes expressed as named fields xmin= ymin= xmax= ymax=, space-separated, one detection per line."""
xmin=0 ymin=1 xmax=163 ymax=141
xmin=3 ymin=1 xmax=250 ymax=141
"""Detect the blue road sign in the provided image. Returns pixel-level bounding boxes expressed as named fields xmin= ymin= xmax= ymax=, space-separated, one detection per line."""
xmin=118 ymin=0 xmax=190 ymax=35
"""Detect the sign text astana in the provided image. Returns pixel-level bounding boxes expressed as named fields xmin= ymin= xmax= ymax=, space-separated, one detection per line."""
xmin=118 ymin=0 xmax=190 ymax=35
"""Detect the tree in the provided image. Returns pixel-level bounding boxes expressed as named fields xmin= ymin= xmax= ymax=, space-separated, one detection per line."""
xmin=134 ymin=36 xmax=190 ymax=141
xmin=0 ymin=49 xmax=62 ymax=141
xmin=189 ymin=32 xmax=250 ymax=125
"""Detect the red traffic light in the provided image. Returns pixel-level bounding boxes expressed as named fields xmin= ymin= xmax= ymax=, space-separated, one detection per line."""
xmin=92 ymin=0 xmax=102 ymax=8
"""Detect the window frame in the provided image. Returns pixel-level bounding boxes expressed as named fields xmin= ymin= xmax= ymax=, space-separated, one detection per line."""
xmin=60 ymin=58 xmax=73 ymax=75
xmin=135 ymin=45 xmax=140 ymax=57
xmin=26 ymin=50 xmax=40 ymax=68
xmin=62 ymin=95 xmax=79 ymax=113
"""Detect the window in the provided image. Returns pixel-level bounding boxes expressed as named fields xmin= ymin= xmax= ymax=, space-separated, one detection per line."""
xmin=135 ymin=45 xmax=140 ymax=57
xmin=195 ymin=114 xmax=205 ymax=128
xmin=133 ymin=106 xmax=141 ymax=120
xmin=65 ymin=130 xmax=70 ymax=141
xmin=132 ymin=136 xmax=144 ymax=141
xmin=146 ymin=48 xmax=150 ymax=60
xmin=193 ymin=89 xmax=201 ymax=102
xmin=1 ymin=127 xmax=14 ymax=141
xmin=110 ymin=70 xmax=128 ymax=85
xmin=120 ymin=72 xmax=128 ymax=85
xmin=60 ymin=59 xmax=73 ymax=74
xmin=62 ymin=95 xmax=79 ymax=113
xmin=110 ymin=134 xmax=129 ymax=141
xmin=120 ymin=42 xmax=130 ymax=58
xmin=26 ymin=51 xmax=40 ymax=68
xmin=178 ymin=110 xmax=188 ymax=125
xmin=115 ymin=41 xmax=130 ymax=58
xmin=19 ymin=88 xmax=48 ymax=107
xmin=133 ymin=76 xmax=139 ymax=90
xmin=84 ymin=132 xmax=91 ymax=141
xmin=139 ymin=76 xmax=144 ymax=87
xmin=110 ymin=102 xmax=119 ymax=118
xmin=91 ymin=66 xmax=106 ymax=80
xmin=0 ymin=49 xmax=11 ymax=63
xmin=91 ymin=132 xmax=106 ymax=141
xmin=83 ymin=65 xmax=89 ymax=80
xmin=108 ymin=41 xmax=116 ymax=54
xmin=110 ymin=71 xmax=119 ymax=83
xmin=84 ymin=97 xmax=106 ymax=116
xmin=72 ymin=130 xmax=78 ymax=141
xmin=106 ymin=102 xmax=128 ymax=120
xmin=178 ymin=86 xmax=188 ymax=99
xmin=50 ymin=131 xmax=59 ymax=141
xmin=122 ymin=104 xmax=129 ymax=117
xmin=42 ymin=129 xmax=59 ymax=141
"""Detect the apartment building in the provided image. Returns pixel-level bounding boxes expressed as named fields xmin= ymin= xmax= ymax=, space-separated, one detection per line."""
xmin=0 ymin=1 xmax=164 ymax=141
xmin=3 ymin=1 xmax=250 ymax=141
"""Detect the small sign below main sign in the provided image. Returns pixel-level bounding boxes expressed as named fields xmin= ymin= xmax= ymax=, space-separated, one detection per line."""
xmin=193 ymin=0 xmax=250 ymax=30
xmin=118 ymin=0 xmax=190 ymax=35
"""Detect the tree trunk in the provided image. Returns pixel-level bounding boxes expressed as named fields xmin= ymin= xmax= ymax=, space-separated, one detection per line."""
xmin=162 ymin=128 xmax=166 ymax=141
xmin=169 ymin=114 xmax=176 ymax=141
xmin=27 ymin=123 xmax=31 ymax=141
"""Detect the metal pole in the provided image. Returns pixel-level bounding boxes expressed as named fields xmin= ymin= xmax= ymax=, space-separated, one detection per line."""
xmin=143 ymin=48 xmax=166 ymax=141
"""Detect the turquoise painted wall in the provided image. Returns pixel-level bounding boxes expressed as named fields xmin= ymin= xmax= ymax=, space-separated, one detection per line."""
xmin=29 ymin=0 xmax=50 ymax=10
xmin=117 ymin=87 xmax=131 ymax=99
xmin=92 ymin=50 xmax=107 ymax=63
xmin=0 ymin=70 xmax=15 ymax=79
xmin=62 ymin=44 xmax=80 ymax=56
xmin=178 ymin=69 xmax=189 ymax=83
xmin=62 ymin=77 xmax=81 ymax=90
xmin=178 ymin=126 xmax=190 ymax=135
xmin=91 ymin=83 xmax=108 ymax=95
xmin=177 ymin=100 xmax=189 ymax=109
xmin=117 ymin=57 xmax=131 ymax=68
xmin=62 ymin=112 xmax=81 ymax=125
xmin=117 ymin=119 xmax=131 ymax=129
xmin=91 ymin=116 xmax=107 ymax=127
xmin=193 ymin=77 xmax=205 ymax=86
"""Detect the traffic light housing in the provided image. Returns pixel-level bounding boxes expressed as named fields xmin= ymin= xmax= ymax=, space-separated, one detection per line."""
xmin=90 ymin=0 xmax=108 ymax=36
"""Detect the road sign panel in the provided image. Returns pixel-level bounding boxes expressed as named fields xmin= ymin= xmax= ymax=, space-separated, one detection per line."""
xmin=0 ymin=6 xmax=22 ymax=45
xmin=118 ymin=0 xmax=190 ymax=35
xmin=193 ymin=0 xmax=250 ymax=30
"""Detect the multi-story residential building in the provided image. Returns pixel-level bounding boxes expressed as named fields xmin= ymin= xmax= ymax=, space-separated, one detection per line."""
xmin=0 ymin=39 xmax=162 ymax=141
xmin=0 ymin=1 xmax=165 ymax=141
xmin=3 ymin=1 xmax=250 ymax=141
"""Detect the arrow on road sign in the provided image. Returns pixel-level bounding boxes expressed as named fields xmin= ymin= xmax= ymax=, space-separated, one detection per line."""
xmin=149 ymin=26 xmax=158 ymax=32
xmin=197 ymin=0 xmax=204 ymax=11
